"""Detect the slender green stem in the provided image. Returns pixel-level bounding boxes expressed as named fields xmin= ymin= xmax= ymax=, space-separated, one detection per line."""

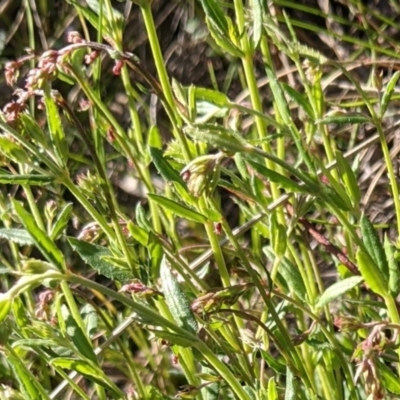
xmin=140 ymin=2 xmax=191 ymax=161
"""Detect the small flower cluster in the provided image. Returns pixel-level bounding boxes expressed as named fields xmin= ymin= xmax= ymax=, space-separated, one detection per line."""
xmin=25 ymin=50 xmax=59 ymax=91
xmin=336 ymin=317 xmax=398 ymax=399
xmin=119 ymin=280 xmax=161 ymax=299
xmin=180 ymin=153 xmax=225 ymax=197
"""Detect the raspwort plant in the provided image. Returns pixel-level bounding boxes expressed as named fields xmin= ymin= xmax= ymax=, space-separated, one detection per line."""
xmin=1 ymin=0 xmax=400 ymax=399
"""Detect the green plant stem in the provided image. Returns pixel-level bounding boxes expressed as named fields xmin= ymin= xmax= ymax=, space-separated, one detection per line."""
xmin=140 ymin=2 xmax=192 ymax=161
xmin=376 ymin=123 xmax=400 ymax=238
xmin=196 ymin=343 xmax=251 ymax=400
xmin=62 ymin=177 xmax=115 ymax=239
xmin=66 ymin=273 xmax=248 ymax=398
xmin=22 ymin=184 xmax=46 ymax=232
xmin=384 ymin=294 xmax=400 ymax=373
xmin=232 ymin=0 xmax=283 ymax=207
xmin=273 ymin=290 xmax=358 ymax=398
xmin=216 ymin=214 xmax=316 ymax=393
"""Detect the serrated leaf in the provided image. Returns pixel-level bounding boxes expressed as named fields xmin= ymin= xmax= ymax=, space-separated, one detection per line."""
xmin=50 ymin=358 xmax=123 ymax=397
xmin=316 ymin=276 xmax=364 ymax=308
xmin=148 ymin=194 xmax=207 ymax=223
xmin=12 ymin=200 xmax=65 ymax=271
xmin=0 ymin=228 xmax=35 ymax=246
xmin=361 ymin=215 xmax=389 ymax=281
xmin=356 ymin=249 xmax=388 ymax=297
xmin=68 ymin=237 xmax=134 ymax=283
xmin=381 ymin=71 xmax=400 ymax=118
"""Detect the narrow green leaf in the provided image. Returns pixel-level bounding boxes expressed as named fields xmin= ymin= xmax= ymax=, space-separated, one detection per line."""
xmin=184 ymin=124 xmax=249 ymax=153
xmin=160 ymin=256 xmax=198 ymax=334
xmin=381 ymin=71 xmax=400 ymax=117
xmin=135 ymin=203 xmax=153 ymax=232
xmin=252 ymin=0 xmax=263 ymax=48
xmin=269 ymin=214 xmax=287 ymax=257
xmin=200 ymin=0 xmax=228 ymax=35
xmin=0 ymin=228 xmax=35 ymax=246
xmin=200 ymin=366 xmax=220 ymax=400
xmin=60 ymin=304 xmax=97 ymax=363
xmin=281 ymin=83 xmax=314 ymax=118
xmin=247 ymin=159 xmax=308 ymax=193
xmin=361 ymin=214 xmax=389 ymax=281
xmin=284 ymin=366 xmax=296 ymax=400
xmin=148 ymin=194 xmax=207 ymax=223
xmin=81 ymin=304 xmax=98 ymax=337
xmin=68 ymin=237 xmax=134 ymax=283
xmin=267 ymin=377 xmax=278 ymax=400
xmin=19 ymin=114 xmax=48 ymax=148
xmin=50 ymin=203 xmax=73 ymax=240
xmin=335 ymin=151 xmax=361 ymax=206
xmin=259 ymin=350 xmax=286 ymax=374
xmin=0 ymin=135 xmax=31 ymax=164
xmin=316 ymin=276 xmax=364 ymax=308
xmin=127 ymin=221 xmax=149 ymax=246
xmin=50 ymin=358 xmax=123 ymax=398
xmin=264 ymin=247 xmax=307 ymax=302
xmin=148 ymin=125 xmax=163 ymax=149
xmin=0 ymin=292 xmax=12 ymax=324
xmin=149 ymin=147 xmax=184 ymax=184
xmin=0 ymin=174 xmax=53 ymax=185
xmin=356 ymin=249 xmax=389 ymax=297
xmin=315 ymin=159 xmax=353 ymax=211
xmin=143 ymin=385 xmax=173 ymax=400
xmin=6 ymin=346 xmax=49 ymax=400
xmin=384 ymin=235 xmax=399 ymax=296
xmin=193 ymin=87 xmax=229 ymax=107
xmin=317 ymin=112 xmax=370 ymax=125
xmin=12 ymin=200 xmax=65 ymax=271
xmin=265 ymin=64 xmax=291 ymax=126
xmin=379 ymin=360 xmax=400 ymax=395
xmin=150 ymin=329 xmax=196 ymax=347
xmin=43 ymin=86 xmax=68 ymax=166
xmin=205 ymin=18 xmax=243 ymax=57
